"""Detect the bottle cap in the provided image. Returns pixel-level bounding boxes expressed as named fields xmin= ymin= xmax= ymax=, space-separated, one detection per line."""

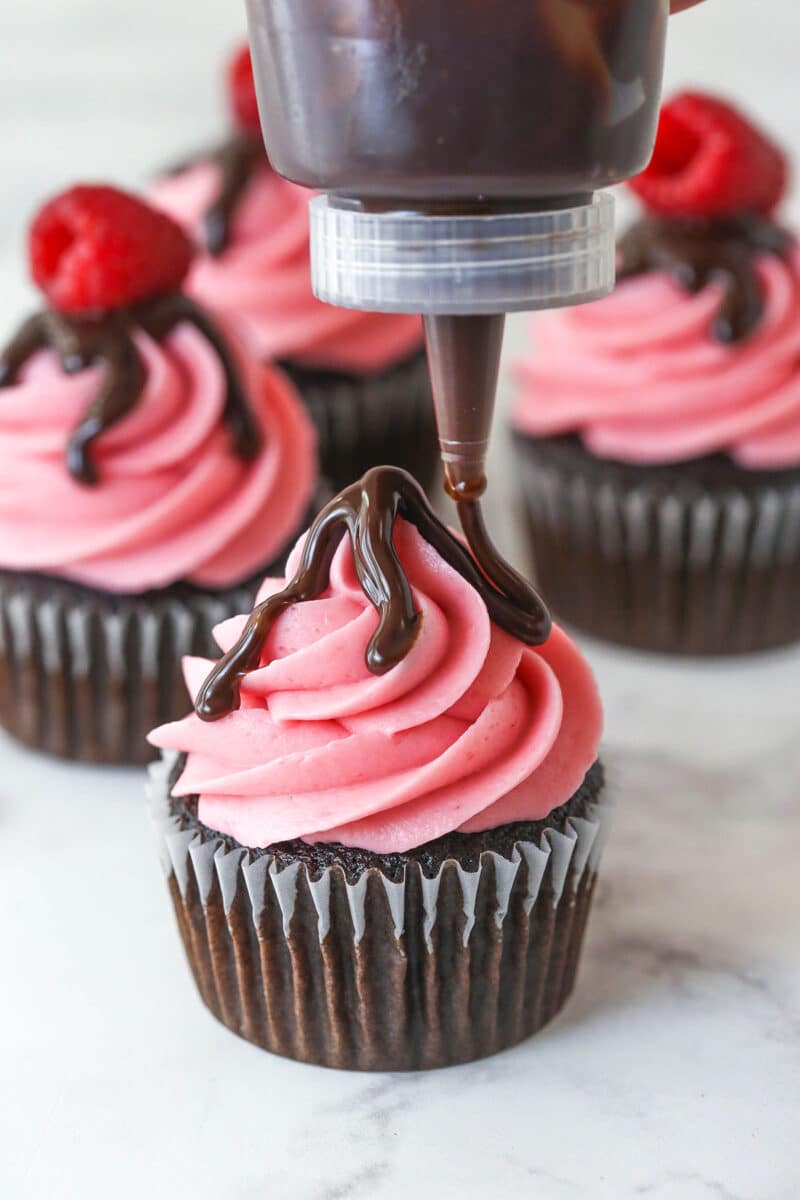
xmin=309 ymin=193 xmax=615 ymax=315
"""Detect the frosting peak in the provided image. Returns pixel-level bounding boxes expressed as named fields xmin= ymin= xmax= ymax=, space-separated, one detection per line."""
xmin=617 ymin=213 xmax=794 ymax=343
xmin=0 ymin=319 xmax=317 ymax=592
xmin=193 ymin=467 xmax=551 ymax=722
xmin=149 ymin=520 xmax=602 ymax=853
xmin=0 ymin=294 xmax=261 ymax=485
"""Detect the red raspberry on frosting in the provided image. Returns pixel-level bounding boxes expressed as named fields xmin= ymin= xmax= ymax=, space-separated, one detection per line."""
xmin=629 ymin=92 xmax=788 ymax=219
xmin=228 ymin=43 xmax=262 ymax=135
xmin=29 ymin=184 xmax=193 ymax=315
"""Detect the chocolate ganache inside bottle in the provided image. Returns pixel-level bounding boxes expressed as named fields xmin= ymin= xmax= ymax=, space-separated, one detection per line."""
xmin=247 ymin=0 xmax=668 ymax=203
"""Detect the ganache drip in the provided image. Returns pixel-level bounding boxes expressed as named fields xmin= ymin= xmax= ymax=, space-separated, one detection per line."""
xmin=164 ymin=132 xmax=264 ymax=256
xmin=195 ymin=466 xmax=551 ymax=721
xmin=0 ymin=293 xmax=262 ymax=485
xmin=618 ymin=212 xmax=795 ymax=343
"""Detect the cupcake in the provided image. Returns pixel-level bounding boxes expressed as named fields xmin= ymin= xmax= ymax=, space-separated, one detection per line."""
xmin=0 ymin=184 xmax=321 ymax=764
xmin=148 ymin=466 xmax=606 ymax=1071
xmin=150 ymin=44 xmax=438 ymax=493
xmin=512 ymin=92 xmax=800 ymax=655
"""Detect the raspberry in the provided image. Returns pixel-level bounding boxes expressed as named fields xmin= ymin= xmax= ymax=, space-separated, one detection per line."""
xmin=29 ymin=185 xmax=193 ymax=314
xmin=228 ymin=43 xmax=262 ymax=134
xmin=629 ymin=92 xmax=788 ymax=218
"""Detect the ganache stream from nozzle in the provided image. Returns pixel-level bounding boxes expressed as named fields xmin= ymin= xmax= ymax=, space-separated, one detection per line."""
xmin=423 ymin=312 xmax=551 ymax=641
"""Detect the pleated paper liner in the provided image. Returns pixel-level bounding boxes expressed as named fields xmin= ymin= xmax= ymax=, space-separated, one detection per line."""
xmin=281 ymin=351 xmax=440 ymax=494
xmin=149 ymin=753 xmax=610 ymax=1071
xmin=514 ymin=433 xmax=800 ymax=655
xmin=0 ymin=486 xmax=331 ymax=765
xmin=0 ymin=567 xmax=263 ymax=765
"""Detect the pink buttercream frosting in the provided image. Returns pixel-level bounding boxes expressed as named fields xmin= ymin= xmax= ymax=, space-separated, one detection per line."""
xmin=149 ymin=520 xmax=602 ymax=854
xmin=0 ymin=323 xmax=317 ymax=592
xmin=513 ymin=246 xmax=800 ymax=469
xmin=150 ymin=161 xmax=423 ymax=374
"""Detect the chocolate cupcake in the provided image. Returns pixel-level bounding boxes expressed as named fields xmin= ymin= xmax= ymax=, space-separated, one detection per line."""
xmin=0 ymin=184 xmax=322 ymax=764
xmin=511 ymin=93 xmax=800 ymax=655
xmin=149 ymin=44 xmax=437 ymax=493
xmin=148 ymin=467 xmax=607 ymax=1071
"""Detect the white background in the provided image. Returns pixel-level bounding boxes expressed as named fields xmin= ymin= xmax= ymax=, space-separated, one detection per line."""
xmin=1 ymin=4 xmax=799 ymax=1199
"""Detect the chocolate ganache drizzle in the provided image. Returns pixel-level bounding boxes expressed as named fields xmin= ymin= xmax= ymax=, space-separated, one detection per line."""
xmin=618 ymin=212 xmax=795 ymax=343
xmin=165 ymin=132 xmax=264 ymax=256
xmin=195 ymin=466 xmax=551 ymax=721
xmin=0 ymin=293 xmax=262 ymax=485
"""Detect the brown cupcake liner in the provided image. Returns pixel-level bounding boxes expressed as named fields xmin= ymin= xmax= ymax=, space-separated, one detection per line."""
xmin=149 ymin=753 xmax=610 ymax=1071
xmin=0 ymin=568 xmax=261 ymax=765
xmin=281 ymin=351 xmax=440 ymax=493
xmin=0 ymin=486 xmax=331 ymax=765
xmin=514 ymin=433 xmax=800 ymax=655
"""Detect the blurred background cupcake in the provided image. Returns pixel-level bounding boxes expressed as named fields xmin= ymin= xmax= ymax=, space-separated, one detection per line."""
xmin=149 ymin=470 xmax=606 ymax=1071
xmin=150 ymin=43 xmax=439 ymax=493
xmin=0 ymin=183 xmax=322 ymax=764
xmin=511 ymin=93 xmax=800 ymax=656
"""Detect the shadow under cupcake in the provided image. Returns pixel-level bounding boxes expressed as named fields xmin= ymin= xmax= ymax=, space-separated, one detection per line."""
xmin=511 ymin=92 xmax=800 ymax=656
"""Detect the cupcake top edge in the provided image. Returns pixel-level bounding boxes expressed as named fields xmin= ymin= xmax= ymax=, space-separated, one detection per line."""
xmin=0 ymin=183 xmax=318 ymax=593
xmin=149 ymin=466 xmax=603 ymax=855
xmin=512 ymin=92 xmax=800 ymax=472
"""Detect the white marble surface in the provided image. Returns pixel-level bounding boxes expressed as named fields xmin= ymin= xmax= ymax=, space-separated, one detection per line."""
xmin=2 ymin=3 xmax=800 ymax=1198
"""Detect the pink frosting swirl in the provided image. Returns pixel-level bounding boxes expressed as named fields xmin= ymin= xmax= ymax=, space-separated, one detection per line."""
xmin=149 ymin=520 xmax=602 ymax=854
xmin=0 ymin=323 xmax=317 ymax=592
xmin=513 ymin=247 xmax=800 ymax=468
xmin=150 ymin=162 xmax=423 ymax=374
